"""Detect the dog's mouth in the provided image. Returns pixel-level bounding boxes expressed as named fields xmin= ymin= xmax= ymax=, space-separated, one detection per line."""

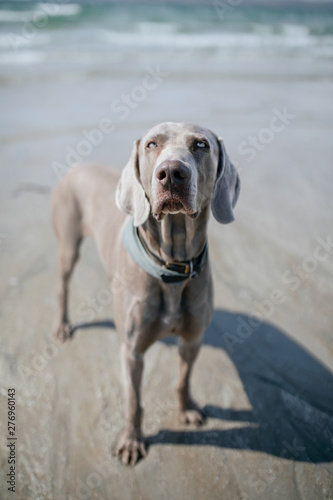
xmin=162 ymin=199 xmax=183 ymax=213
xmin=153 ymin=196 xmax=198 ymax=221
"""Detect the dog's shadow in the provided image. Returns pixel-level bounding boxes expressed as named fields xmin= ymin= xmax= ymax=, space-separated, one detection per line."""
xmin=72 ymin=310 xmax=333 ymax=463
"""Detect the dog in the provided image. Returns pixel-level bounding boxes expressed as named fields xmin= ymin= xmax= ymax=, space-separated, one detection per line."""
xmin=52 ymin=122 xmax=240 ymax=465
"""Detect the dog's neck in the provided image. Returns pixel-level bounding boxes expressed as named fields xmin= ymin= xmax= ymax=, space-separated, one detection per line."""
xmin=139 ymin=205 xmax=209 ymax=262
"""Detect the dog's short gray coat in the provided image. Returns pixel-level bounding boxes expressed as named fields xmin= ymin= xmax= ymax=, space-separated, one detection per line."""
xmin=52 ymin=122 xmax=240 ymax=465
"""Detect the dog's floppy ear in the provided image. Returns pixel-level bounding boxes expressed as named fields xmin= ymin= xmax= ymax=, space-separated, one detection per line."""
xmin=116 ymin=139 xmax=150 ymax=227
xmin=211 ymin=137 xmax=240 ymax=224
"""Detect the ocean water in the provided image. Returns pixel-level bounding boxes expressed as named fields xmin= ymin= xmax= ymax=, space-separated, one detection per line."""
xmin=0 ymin=1 xmax=333 ymax=78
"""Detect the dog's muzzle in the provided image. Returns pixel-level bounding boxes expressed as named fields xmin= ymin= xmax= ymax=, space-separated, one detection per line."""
xmin=153 ymin=160 xmax=196 ymax=219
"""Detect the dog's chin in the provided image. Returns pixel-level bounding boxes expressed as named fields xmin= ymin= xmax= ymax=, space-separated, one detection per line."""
xmin=153 ymin=198 xmax=199 ymax=221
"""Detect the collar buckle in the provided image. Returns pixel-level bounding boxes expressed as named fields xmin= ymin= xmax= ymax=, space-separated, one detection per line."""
xmin=165 ymin=260 xmax=191 ymax=274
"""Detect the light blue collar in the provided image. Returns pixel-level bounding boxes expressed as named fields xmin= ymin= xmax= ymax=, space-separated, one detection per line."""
xmin=122 ymin=217 xmax=207 ymax=284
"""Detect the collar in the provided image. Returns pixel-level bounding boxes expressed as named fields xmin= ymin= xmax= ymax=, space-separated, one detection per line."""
xmin=122 ymin=217 xmax=208 ymax=284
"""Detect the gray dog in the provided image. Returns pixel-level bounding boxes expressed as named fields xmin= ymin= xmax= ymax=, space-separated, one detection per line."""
xmin=52 ymin=122 xmax=240 ymax=465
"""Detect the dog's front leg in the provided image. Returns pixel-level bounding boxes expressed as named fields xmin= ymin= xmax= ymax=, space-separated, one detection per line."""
xmin=116 ymin=342 xmax=146 ymax=466
xmin=177 ymin=336 xmax=205 ymax=425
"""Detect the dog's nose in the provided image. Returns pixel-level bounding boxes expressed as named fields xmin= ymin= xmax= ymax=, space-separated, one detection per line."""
xmin=155 ymin=160 xmax=190 ymax=187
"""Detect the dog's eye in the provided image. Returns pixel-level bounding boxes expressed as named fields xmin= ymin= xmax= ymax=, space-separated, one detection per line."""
xmin=146 ymin=141 xmax=157 ymax=149
xmin=195 ymin=141 xmax=208 ymax=149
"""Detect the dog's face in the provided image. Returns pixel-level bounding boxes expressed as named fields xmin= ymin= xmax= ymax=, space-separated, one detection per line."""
xmin=116 ymin=122 xmax=240 ymax=226
xmin=138 ymin=122 xmax=220 ymax=221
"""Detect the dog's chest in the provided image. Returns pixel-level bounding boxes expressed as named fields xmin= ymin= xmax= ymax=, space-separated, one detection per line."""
xmin=158 ymin=285 xmax=183 ymax=330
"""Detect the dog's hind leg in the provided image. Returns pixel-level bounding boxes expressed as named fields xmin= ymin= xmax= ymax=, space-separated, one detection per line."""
xmin=177 ymin=335 xmax=205 ymax=425
xmin=52 ymin=183 xmax=83 ymax=342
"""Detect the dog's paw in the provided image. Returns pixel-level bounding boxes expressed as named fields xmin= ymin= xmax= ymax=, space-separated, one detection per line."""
xmin=53 ymin=323 xmax=72 ymax=343
xmin=179 ymin=397 xmax=206 ymax=426
xmin=116 ymin=431 xmax=146 ymax=466
xmin=179 ymin=408 xmax=205 ymax=425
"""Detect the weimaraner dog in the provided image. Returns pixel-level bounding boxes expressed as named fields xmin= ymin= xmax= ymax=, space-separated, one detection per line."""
xmin=52 ymin=122 xmax=240 ymax=465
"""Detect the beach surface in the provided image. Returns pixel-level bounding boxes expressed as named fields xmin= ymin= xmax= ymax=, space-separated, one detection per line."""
xmin=0 ymin=2 xmax=333 ymax=499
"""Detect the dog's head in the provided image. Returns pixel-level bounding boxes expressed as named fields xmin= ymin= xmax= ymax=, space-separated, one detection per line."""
xmin=116 ymin=122 xmax=240 ymax=226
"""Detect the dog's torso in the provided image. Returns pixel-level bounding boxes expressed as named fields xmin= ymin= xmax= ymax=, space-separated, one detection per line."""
xmin=56 ymin=164 xmax=214 ymax=351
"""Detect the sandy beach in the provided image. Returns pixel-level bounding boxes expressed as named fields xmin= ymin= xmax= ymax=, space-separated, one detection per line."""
xmin=0 ymin=2 xmax=333 ymax=499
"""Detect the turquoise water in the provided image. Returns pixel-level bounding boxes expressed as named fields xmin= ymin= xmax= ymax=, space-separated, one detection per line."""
xmin=1 ymin=1 xmax=333 ymax=72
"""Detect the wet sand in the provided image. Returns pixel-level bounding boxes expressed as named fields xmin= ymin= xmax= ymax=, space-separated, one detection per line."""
xmin=0 ymin=56 xmax=333 ymax=499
